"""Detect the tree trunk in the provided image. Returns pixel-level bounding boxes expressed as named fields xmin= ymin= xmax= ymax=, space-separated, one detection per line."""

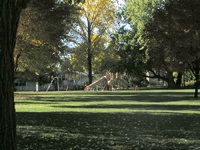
xmin=175 ymin=73 xmax=182 ymax=88
xmin=194 ymin=83 xmax=199 ymax=98
xmin=0 ymin=0 xmax=26 ymax=149
xmin=87 ymin=20 xmax=93 ymax=84
xmin=166 ymin=71 xmax=176 ymax=88
xmin=194 ymin=61 xmax=200 ymax=98
xmin=0 ymin=54 xmax=16 ymax=150
xmin=88 ymin=53 xmax=93 ymax=84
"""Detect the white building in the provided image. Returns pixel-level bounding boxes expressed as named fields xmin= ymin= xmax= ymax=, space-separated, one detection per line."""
xmin=15 ymin=71 xmax=90 ymax=91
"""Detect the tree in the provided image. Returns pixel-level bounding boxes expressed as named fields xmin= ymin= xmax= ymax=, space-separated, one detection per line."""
xmin=110 ymin=24 xmax=148 ymax=85
xmin=0 ymin=0 xmax=81 ymax=149
xmin=144 ymin=0 xmax=200 ymax=97
xmin=64 ymin=35 xmax=118 ymax=74
xmin=14 ymin=0 xmax=77 ymax=83
xmin=0 ymin=1 xmax=30 ymax=149
xmin=68 ymin=0 xmax=115 ymax=84
xmin=98 ymin=42 xmax=119 ymax=74
xmin=125 ymin=0 xmax=185 ymax=88
xmin=125 ymin=0 xmax=163 ymax=39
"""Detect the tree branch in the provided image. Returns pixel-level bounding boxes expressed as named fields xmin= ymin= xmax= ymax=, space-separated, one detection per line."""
xmin=145 ymin=69 xmax=168 ymax=82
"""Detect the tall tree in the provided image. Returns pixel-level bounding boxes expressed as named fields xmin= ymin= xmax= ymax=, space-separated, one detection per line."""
xmin=110 ymin=24 xmax=148 ymax=84
xmin=125 ymin=0 xmax=163 ymax=39
xmin=0 ymin=0 xmax=81 ymax=149
xmin=125 ymin=0 xmax=184 ymax=88
xmin=14 ymin=0 xmax=77 ymax=83
xmin=68 ymin=0 xmax=115 ymax=84
xmin=144 ymin=0 xmax=200 ymax=97
xmin=64 ymin=35 xmax=118 ymax=74
xmin=0 ymin=1 xmax=30 ymax=149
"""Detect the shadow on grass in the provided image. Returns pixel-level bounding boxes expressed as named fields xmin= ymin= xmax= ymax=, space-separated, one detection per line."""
xmin=17 ymin=112 xmax=200 ymax=150
xmin=16 ymin=90 xmax=200 ymax=149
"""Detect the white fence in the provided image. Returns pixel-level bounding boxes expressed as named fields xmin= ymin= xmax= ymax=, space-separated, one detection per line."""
xmin=15 ymin=82 xmax=54 ymax=91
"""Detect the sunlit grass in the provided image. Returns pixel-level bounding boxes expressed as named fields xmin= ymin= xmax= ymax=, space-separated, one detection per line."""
xmin=15 ymin=89 xmax=200 ymax=114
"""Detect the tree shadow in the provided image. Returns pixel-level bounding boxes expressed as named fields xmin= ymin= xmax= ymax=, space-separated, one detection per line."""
xmin=16 ymin=90 xmax=200 ymax=149
xmin=17 ymin=112 xmax=200 ymax=150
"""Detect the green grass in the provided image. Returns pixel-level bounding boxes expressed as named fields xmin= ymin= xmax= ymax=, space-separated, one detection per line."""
xmin=15 ymin=89 xmax=200 ymax=150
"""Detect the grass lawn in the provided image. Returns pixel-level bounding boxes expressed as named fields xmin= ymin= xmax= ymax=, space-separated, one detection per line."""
xmin=15 ymin=89 xmax=200 ymax=150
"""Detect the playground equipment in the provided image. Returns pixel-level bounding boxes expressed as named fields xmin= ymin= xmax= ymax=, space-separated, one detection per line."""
xmin=84 ymin=76 xmax=107 ymax=91
xmin=46 ymin=77 xmax=59 ymax=91
xmin=84 ymin=72 xmax=127 ymax=91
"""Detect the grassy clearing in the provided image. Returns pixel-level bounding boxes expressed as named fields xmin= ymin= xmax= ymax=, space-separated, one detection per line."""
xmin=15 ymin=89 xmax=200 ymax=150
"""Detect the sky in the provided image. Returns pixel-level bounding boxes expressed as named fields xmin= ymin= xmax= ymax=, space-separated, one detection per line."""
xmin=115 ymin=0 xmax=125 ymax=8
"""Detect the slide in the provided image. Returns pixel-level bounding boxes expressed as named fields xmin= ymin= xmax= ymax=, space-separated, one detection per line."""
xmin=85 ymin=76 xmax=107 ymax=91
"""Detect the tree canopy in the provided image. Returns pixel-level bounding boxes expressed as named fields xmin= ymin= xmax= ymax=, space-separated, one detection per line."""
xmin=143 ymin=0 xmax=200 ymax=96
xmin=15 ymin=0 xmax=78 ymax=83
xmin=67 ymin=0 xmax=115 ymax=84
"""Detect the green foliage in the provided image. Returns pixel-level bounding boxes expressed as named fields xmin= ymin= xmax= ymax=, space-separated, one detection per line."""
xmin=144 ymin=0 xmax=200 ymax=94
xmin=125 ymin=0 xmax=163 ymax=39
xmin=116 ymin=0 xmax=168 ymax=86
xmin=64 ymin=37 xmax=118 ymax=74
xmin=15 ymin=0 xmax=78 ymax=82
xmin=65 ymin=0 xmax=116 ymax=83
xmin=124 ymin=0 xmax=200 ymax=89
xmin=144 ymin=0 xmax=200 ymax=63
xmin=110 ymin=24 xmax=148 ymax=85
xmin=98 ymin=44 xmax=119 ymax=74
